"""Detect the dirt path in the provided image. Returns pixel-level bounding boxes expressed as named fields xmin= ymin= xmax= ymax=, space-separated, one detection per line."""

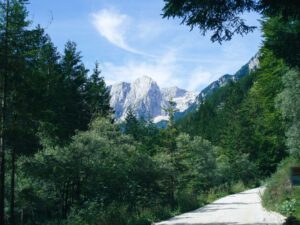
xmin=155 ymin=187 xmax=285 ymax=225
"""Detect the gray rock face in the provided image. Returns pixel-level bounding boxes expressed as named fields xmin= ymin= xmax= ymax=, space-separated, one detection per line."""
xmin=109 ymin=76 xmax=198 ymax=122
xmin=110 ymin=82 xmax=131 ymax=118
xmin=123 ymin=76 xmax=162 ymax=120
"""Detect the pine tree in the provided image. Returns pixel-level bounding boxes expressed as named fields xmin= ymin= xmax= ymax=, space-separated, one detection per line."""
xmin=124 ymin=108 xmax=141 ymax=140
xmin=59 ymin=41 xmax=89 ymax=141
xmin=0 ymin=1 xmax=30 ymax=223
xmin=162 ymin=98 xmax=179 ymax=208
xmin=86 ymin=61 xmax=111 ymax=118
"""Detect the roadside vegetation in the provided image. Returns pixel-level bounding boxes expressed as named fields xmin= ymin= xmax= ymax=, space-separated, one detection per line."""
xmin=263 ymin=157 xmax=300 ymax=220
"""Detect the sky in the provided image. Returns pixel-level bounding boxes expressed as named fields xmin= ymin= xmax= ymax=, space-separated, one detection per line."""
xmin=27 ymin=0 xmax=263 ymax=92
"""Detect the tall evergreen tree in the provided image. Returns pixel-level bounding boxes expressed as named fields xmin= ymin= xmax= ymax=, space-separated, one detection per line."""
xmin=124 ymin=108 xmax=141 ymax=140
xmin=59 ymin=41 xmax=89 ymax=141
xmin=86 ymin=61 xmax=111 ymax=118
xmin=0 ymin=1 xmax=30 ymax=223
xmin=162 ymin=99 xmax=179 ymax=208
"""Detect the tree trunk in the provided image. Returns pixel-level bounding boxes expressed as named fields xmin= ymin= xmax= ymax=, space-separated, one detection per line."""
xmin=0 ymin=1 xmax=10 ymax=224
xmin=10 ymin=146 xmax=15 ymax=225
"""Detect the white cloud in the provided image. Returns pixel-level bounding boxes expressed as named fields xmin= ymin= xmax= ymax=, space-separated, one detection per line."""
xmin=91 ymin=8 xmax=261 ymax=92
xmin=187 ymin=68 xmax=216 ymax=91
xmin=103 ymin=50 xmax=179 ymax=88
xmin=92 ymin=9 xmax=137 ymax=54
xmin=91 ymin=9 xmax=154 ymax=56
xmin=102 ymin=50 xmax=222 ymax=92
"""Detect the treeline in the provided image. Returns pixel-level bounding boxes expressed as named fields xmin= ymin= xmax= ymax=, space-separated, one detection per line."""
xmin=0 ymin=1 xmax=111 ymax=224
xmin=0 ymin=1 xmax=231 ymax=224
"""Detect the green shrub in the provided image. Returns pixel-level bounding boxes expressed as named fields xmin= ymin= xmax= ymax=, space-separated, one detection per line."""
xmin=262 ymin=157 xmax=300 ymax=219
xmin=206 ymin=184 xmax=231 ymax=203
xmin=230 ymin=181 xmax=246 ymax=194
xmin=150 ymin=206 xmax=173 ymax=221
xmin=66 ymin=203 xmax=130 ymax=225
xmin=132 ymin=209 xmax=154 ymax=225
xmin=176 ymin=190 xmax=200 ymax=212
xmin=280 ymin=199 xmax=297 ymax=216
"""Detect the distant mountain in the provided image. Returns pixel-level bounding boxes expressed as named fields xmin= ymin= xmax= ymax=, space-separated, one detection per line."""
xmin=109 ymin=76 xmax=198 ymax=122
xmin=197 ymin=53 xmax=259 ymax=104
xmin=109 ymin=54 xmax=259 ymax=124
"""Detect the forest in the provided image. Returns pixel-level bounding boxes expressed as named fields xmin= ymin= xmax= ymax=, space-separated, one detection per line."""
xmin=0 ymin=0 xmax=300 ymax=225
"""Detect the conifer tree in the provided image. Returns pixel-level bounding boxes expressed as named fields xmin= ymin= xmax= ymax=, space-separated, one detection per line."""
xmin=86 ymin=61 xmax=111 ymax=118
xmin=0 ymin=1 xmax=30 ymax=223
xmin=162 ymin=98 xmax=179 ymax=208
xmin=59 ymin=41 xmax=89 ymax=141
xmin=124 ymin=108 xmax=142 ymax=140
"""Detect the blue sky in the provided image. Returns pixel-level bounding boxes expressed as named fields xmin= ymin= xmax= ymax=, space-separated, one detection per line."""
xmin=27 ymin=0 xmax=263 ymax=91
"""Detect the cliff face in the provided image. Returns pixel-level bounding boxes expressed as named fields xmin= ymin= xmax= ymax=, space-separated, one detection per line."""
xmin=109 ymin=76 xmax=198 ymax=122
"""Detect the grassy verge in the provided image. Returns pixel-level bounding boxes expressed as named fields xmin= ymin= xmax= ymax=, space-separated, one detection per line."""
xmin=156 ymin=180 xmax=253 ymax=223
xmin=57 ymin=181 xmax=253 ymax=225
xmin=262 ymin=157 xmax=300 ymax=221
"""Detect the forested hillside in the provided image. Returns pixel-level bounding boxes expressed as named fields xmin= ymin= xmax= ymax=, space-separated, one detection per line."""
xmin=177 ymin=49 xmax=287 ymax=177
xmin=0 ymin=0 xmax=299 ymax=225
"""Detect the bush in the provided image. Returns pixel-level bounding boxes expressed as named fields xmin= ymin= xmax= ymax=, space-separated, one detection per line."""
xmin=132 ymin=209 xmax=153 ymax=225
xmin=176 ymin=190 xmax=201 ymax=212
xmin=280 ymin=199 xmax=297 ymax=216
xmin=206 ymin=185 xmax=230 ymax=203
xmin=66 ymin=203 xmax=130 ymax=225
xmin=230 ymin=181 xmax=246 ymax=194
xmin=262 ymin=157 xmax=300 ymax=219
xmin=150 ymin=206 xmax=173 ymax=221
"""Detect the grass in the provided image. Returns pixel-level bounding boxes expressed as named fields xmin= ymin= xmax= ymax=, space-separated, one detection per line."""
xmin=262 ymin=157 xmax=300 ymax=220
xmin=63 ymin=181 xmax=253 ymax=225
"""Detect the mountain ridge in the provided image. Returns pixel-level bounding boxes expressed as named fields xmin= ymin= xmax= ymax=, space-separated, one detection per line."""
xmin=109 ymin=76 xmax=198 ymax=122
xmin=109 ymin=54 xmax=260 ymax=123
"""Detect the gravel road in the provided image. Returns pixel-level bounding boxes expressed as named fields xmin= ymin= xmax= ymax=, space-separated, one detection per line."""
xmin=155 ymin=187 xmax=285 ymax=225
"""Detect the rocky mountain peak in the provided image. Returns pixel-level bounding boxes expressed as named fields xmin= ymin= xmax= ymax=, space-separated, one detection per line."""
xmin=109 ymin=77 xmax=198 ymax=122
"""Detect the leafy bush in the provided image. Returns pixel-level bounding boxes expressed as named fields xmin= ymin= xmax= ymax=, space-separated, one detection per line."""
xmin=149 ymin=206 xmax=173 ymax=221
xmin=230 ymin=181 xmax=246 ymax=194
xmin=280 ymin=199 xmax=297 ymax=216
xmin=132 ymin=209 xmax=153 ymax=225
xmin=206 ymin=185 xmax=230 ymax=203
xmin=176 ymin=190 xmax=200 ymax=212
xmin=66 ymin=203 xmax=130 ymax=225
xmin=262 ymin=157 xmax=300 ymax=219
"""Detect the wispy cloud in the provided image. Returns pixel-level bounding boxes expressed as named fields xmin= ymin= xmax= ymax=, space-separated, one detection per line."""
xmin=91 ymin=9 xmax=154 ymax=57
xmin=92 ymin=9 xmax=132 ymax=51
xmin=103 ymin=50 xmax=179 ymax=87
xmin=91 ymin=7 xmax=261 ymax=92
xmin=102 ymin=50 xmax=222 ymax=92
